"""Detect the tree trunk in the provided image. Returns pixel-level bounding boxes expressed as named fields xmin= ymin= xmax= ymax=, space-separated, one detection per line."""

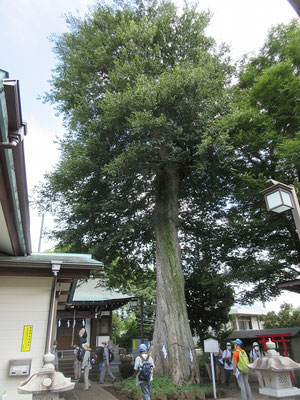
xmin=151 ymin=167 xmax=200 ymax=385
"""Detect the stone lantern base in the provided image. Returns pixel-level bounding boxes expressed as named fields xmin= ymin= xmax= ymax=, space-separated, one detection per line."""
xmin=32 ymin=393 xmax=59 ymax=400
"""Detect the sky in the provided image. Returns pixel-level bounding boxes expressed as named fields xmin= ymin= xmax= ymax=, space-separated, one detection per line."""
xmin=0 ymin=0 xmax=299 ymax=312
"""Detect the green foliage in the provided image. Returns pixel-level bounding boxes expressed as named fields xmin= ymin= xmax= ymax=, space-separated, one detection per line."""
xmin=112 ymin=312 xmax=122 ymax=344
xmin=37 ymin=0 xmax=299 ymax=321
xmin=38 ymin=0 xmax=233 ymax=289
xmin=96 ymin=346 xmax=104 ymax=363
xmin=217 ymin=19 xmax=300 ymax=302
xmin=120 ymin=360 xmax=135 ymax=379
xmin=115 ymin=314 xmax=140 ymax=352
xmin=259 ymin=303 xmax=300 ymax=328
xmin=185 ymin=267 xmax=234 ymax=344
xmin=121 ymin=374 xmax=211 ymax=394
xmin=198 ymin=354 xmax=207 ymax=378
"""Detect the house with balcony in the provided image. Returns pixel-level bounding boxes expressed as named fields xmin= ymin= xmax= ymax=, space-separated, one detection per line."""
xmin=229 ymin=303 xmax=267 ymax=331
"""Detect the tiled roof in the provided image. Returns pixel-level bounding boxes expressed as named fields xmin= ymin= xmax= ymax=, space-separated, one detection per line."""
xmin=72 ymin=278 xmax=133 ymax=302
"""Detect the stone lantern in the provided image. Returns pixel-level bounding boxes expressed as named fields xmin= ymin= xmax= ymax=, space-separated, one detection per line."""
xmin=18 ymin=352 xmax=74 ymax=400
xmin=248 ymin=338 xmax=300 ymax=399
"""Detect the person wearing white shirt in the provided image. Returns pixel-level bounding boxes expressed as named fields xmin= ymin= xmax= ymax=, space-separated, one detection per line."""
xmin=249 ymin=342 xmax=264 ymax=388
xmin=222 ymin=342 xmax=234 ymax=387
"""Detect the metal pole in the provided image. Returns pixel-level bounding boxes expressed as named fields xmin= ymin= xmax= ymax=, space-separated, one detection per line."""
xmin=210 ymin=352 xmax=217 ymax=399
xmin=38 ymin=213 xmax=45 ymax=252
xmin=140 ymin=296 xmax=144 ymax=343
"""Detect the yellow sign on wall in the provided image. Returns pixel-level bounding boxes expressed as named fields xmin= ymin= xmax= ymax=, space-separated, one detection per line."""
xmin=21 ymin=325 xmax=33 ymax=352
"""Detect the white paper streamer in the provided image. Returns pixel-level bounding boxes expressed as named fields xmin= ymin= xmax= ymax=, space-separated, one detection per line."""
xmin=82 ymin=319 xmax=85 ymax=327
xmin=190 ymin=350 xmax=194 ymax=362
xmin=67 ymin=320 xmax=70 ymax=328
xmin=162 ymin=345 xmax=167 ymax=359
xmin=58 ymin=319 xmax=61 ymax=327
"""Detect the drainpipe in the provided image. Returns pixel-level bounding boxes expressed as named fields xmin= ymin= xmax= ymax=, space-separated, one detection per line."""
xmin=45 ymin=262 xmax=62 ymax=354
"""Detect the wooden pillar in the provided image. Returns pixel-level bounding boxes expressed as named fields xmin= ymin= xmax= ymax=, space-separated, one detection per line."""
xmin=91 ymin=317 xmax=97 ymax=349
xmin=109 ymin=307 xmax=113 ymax=340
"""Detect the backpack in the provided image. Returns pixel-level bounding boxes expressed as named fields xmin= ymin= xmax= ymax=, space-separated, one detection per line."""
xmin=109 ymin=348 xmax=114 ymax=362
xmin=90 ymin=351 xmax=98 ymax=365
xmin=138 ymin=355 xmax=152 ymax=381
xmin=76 ymin=347 xmax=82 ymax=361
xmin=237 ymin=349 xmax=249 ymax=374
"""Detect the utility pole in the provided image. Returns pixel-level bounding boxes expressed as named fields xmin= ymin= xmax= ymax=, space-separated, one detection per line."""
xmin=38 ymin=213 xmax=45 ymax=252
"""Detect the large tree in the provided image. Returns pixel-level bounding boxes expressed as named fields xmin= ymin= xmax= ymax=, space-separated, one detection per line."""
xmin=40 ymin=0 xmax=233 ymax=384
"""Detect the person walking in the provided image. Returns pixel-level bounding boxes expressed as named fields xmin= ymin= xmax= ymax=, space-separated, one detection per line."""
xmin=73 ymin=343 xmax=81 ymax=382
xmin=232 ymin=339 xmax=252 ymax=400
xmin=134 ymin=344 xmax=155 ymax=400
xmin=99 ymin=341 xmax=116 ymax=384
xmin=249 ymin=342 xmax=264 ymax=387
xmin=222 ymin=342 xmax=234 ymax=387
xmin=81 ymin=342 xmax=92 ymax=391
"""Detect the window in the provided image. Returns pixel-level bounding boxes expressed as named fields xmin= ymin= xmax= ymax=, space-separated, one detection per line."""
xmin=238 ymin=316 xmax=252 ymax=330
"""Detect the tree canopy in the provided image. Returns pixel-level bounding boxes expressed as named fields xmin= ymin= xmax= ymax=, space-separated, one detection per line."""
xmin=213 ymin=20 xmax=300 ymax=302
xmin=37 ymin=0 xmax=300 ymax=382
xmin=40 ymin=0 xmax=236 ymax=384
xmin=259 ymin=303 xmax=300 ymax=328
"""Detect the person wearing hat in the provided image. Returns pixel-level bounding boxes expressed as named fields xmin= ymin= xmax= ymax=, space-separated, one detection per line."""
xmin=249 ymin=342 xmax=264 ymax=387
xmin=134 ymin=343 xmax=155 ymax=400
xmin=222 ymin=342 xmax=233 ymax=387
xmin=99 ymin=341 xmax=116 ymax=384
xmin=232 ymin=339 xmax=252 ymax=400
xmin=81 ymin=342 xmax=92 ymax=391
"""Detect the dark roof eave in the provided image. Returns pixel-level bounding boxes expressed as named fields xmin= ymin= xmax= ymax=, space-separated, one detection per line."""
xmin=277 ymin=279 xmax=300 ymax=294
xmin=227 ymin=327 xmax=300 ymax=340
xmin=71 ymin=298 xmax=134 ymax=306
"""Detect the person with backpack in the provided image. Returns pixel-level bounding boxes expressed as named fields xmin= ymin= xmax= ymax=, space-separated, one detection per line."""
xmin=99 ymin=341 xmax=116 ymax=384
xmin=73 ymin=342 xmax=82 ymax=381
xmin=134 ymin=343 xmax=155 ymax=400
xmin=81 ymin=342 xmax=92 ymax=391
xmin=232 ymin=339 xmax=252 ymax=400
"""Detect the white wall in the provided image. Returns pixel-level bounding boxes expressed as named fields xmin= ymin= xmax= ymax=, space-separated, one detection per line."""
xmin=0 ymin=277 xmax=52 ymax=400
xmin=251 ymin=316 xmax=261 ymax=330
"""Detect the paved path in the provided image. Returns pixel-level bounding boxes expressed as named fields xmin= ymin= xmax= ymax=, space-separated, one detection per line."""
xmin=222 ymin=382 xmax=271 ymax=400
xmin=62 ymin=381 xmax=118 ymax=400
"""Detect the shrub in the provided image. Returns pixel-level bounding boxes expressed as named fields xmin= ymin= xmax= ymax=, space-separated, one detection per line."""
xmin=120 ymin=360 xmax=135 ymax=379
xmin=121 ymin=375 xmax=211 ymax=394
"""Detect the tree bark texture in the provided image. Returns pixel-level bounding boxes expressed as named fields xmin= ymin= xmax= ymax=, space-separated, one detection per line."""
xmin=151 ymin=167 xmax=200 ymax=385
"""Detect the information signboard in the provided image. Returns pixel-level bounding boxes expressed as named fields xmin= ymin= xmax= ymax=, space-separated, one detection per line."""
xmin=21 ymin=325 xmax=33 ymax=352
